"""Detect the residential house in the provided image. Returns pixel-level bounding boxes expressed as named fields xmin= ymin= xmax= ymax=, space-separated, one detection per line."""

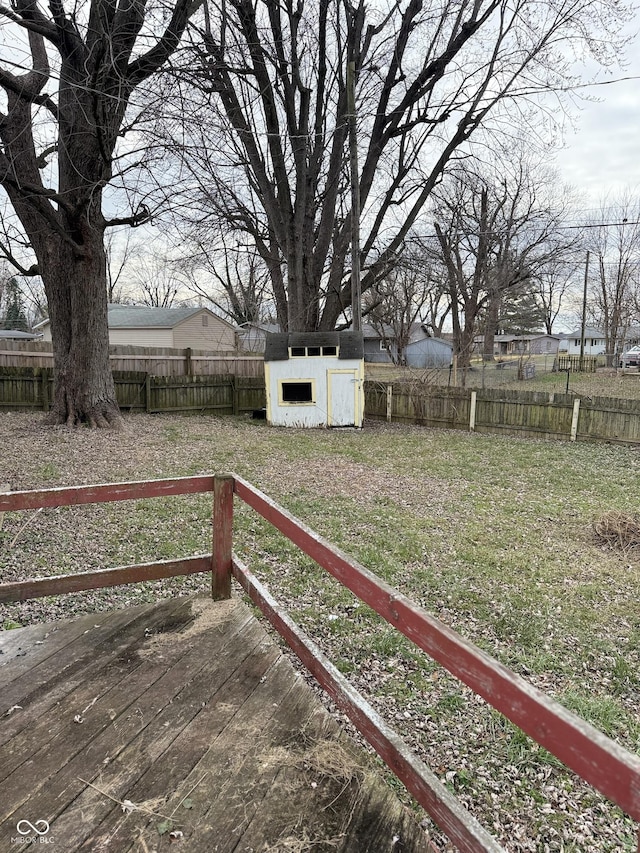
xmin=363 ymin=323 xmax=397 ymax=363
xmin=36 ymin=304 xmax=238 ymax=352
xmin=405 ymin=333 xmax=453 ymax=368
xmin=558 ymin=327 xmax=606 ymax=355
xmin=0 ymin=330 xmax=42 ymax=341
xmin=237 ymin=322 xmax=281 ymax=353
xmin=363 ymin=323 xmax=452 ymax=367
xmin=493 ymin=334 xmax=561 ymax=356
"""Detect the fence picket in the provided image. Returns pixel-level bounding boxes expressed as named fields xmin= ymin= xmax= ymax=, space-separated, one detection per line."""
xmin=0 ymin=368 xmax=639 ymax=444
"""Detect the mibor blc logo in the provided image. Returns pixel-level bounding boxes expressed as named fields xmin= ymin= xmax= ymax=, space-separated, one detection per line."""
xmin=11 ymin=819 xmax=54 ymax=845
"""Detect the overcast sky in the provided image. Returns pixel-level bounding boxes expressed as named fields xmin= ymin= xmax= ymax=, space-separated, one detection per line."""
xmin=552 ymin=23 xmax=640 ymax=211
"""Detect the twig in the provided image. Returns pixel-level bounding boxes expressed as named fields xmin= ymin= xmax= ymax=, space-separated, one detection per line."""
xmin=77 ymin=778 xmax=183 ymax=824
xmin=82 ymin=696 xmax=99 ymax=715
xmin=9 ymin=507 xmax=43 ymax=549
xmin=169 ymin=772 xmax=209 ymax=817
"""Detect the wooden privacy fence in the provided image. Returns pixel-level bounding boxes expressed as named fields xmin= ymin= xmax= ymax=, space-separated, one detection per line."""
xmin=0 ymin=340 xmax=264 ymax=378
xmin=0 ymin=475 xmax=638 ymax=851
xmin=366 ymin=382 xmax=640 ymax=444
xmin=2 ymin=368 xmax=640 ymax=445
xmin=0 ymin=368 xmax=265 ymax=416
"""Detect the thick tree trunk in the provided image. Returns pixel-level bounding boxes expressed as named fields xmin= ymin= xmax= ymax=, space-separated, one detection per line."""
xmin=43 ymin=229 xmax=122 ymax=428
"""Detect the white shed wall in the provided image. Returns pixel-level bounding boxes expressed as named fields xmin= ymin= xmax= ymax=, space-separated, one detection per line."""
xmin=265 ymin=356 xmax=364 ymax=428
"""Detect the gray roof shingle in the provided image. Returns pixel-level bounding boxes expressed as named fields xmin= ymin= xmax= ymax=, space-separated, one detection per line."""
xmin=107 ymin=304 xmax=204 ymax=329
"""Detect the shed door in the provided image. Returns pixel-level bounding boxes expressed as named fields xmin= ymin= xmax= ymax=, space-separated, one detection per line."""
xmin=327 ymin=370 xmax=358 ymax=427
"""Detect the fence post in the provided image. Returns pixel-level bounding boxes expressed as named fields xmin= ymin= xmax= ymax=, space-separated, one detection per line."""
xmin=386 ymin=384 xmax=393 ymax=422
xmin=0 ymin=482 xmax=9 ymax=531
xmin=185 ymin=347 xmax=192 ymax=376
xmin=469 ymin=390 xmax=477 ymax=432
xmin=212 ymin=474 xmax=234 ymax=600
xmin=145 ymin=373 xmax=151 ymax=413
xmin=41 ymin=368 xmax=49 ymax=412
xmin=570 ymin=398 xmax=581 ymax=442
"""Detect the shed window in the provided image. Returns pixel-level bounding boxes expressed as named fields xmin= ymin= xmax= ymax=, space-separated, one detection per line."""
xmin=281 ymin=381 xmax=314 ymax=403
xmin=288 ymin=345 xmax=339 ymax=358
xmin=202 ymin=315 xmax=208 ymax=327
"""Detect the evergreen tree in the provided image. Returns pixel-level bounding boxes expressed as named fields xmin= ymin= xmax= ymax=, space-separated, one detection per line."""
xmin=3 ymin=278 xmax=28 ymax=331
xmin=498 ymin=287 xmax=546 ymax=335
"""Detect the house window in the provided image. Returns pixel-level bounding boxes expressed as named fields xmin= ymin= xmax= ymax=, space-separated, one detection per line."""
xmin=280 ymin=380 xmax=315 ymax=404
xmin=379 ymin=340 xmax=388 ymax=351
xmin=202 ymin=315 xmax=208 ymax=327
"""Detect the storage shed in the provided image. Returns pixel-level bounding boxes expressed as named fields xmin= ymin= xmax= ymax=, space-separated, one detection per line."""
xmin=264 ymin=331 xmax=364 ymax=428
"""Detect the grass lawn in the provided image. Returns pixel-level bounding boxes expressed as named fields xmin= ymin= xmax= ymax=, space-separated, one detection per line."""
xmin=0 ymin=411 xmax=638 ymax=851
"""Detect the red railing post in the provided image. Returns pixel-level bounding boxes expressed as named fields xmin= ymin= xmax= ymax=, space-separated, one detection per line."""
xmin=212 ymin=474 xmax=234 ymax=600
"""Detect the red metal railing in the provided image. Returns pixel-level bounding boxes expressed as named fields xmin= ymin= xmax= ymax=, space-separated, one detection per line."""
xmin=0 ymin=474 xmax=638 ymax=852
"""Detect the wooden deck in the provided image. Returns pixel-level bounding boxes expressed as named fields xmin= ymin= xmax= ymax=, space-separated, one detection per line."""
xmin=0 ymin=595 xmax=431 ymax=853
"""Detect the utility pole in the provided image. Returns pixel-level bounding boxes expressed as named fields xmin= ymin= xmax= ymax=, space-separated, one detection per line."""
xmin=579 ymin=250 xmax=590 ymax=369
xmin=347 ymin=58 xmax=361 ymax=332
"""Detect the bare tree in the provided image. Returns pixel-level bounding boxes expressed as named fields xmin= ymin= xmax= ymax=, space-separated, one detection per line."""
xmin=536 ymin=258 xmax=579 ymax=335
xmin=582 ymin=194 xmax=640 ymax=362
xmin=105 ymin=228 xmax=143 ymax=305
xmin=20 ymin=274 xmax=48 ymax=326
xmin=129 ymin=254 xmax=182 ymax=308
xmin=431 ymin=159 xmax=577 ymax=371
xmin=365 ymin=246 xmax=442 ymax=365
xmin=166 ymin=0 xmax=628 ymax=333
xmin=175 ymin=237 xmax=271 ymax=326
xmin=0 ymin=0 xmax=195 ymax=425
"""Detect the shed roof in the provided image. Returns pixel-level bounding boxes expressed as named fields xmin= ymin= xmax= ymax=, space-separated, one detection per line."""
xmin=264 ymin=331 xmax=364 ymax=361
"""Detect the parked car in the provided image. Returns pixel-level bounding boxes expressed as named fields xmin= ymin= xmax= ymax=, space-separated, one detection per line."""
xmin=620 ymin=345 xmax=640 ymax=367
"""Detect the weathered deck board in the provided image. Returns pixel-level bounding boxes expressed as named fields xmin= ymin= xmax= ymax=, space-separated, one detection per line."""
xmin=0 ymin=599 xmax=194 ymax=752
xmin=0 ymin=596 xmax=431 ymax=852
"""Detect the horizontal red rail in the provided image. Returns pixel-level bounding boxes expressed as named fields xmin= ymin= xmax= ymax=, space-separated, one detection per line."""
xmin=1 ymin=473 xmax=638 ymax=849
xmin=0 ymin=476 xmax=215 ymax=512
xmin=232 ymin=554 xmax=504 ymax=852
xmin=233 ymin=474 xmax=640 ymax=824
xmin=0 ymin=555 xmax=212 ymax=603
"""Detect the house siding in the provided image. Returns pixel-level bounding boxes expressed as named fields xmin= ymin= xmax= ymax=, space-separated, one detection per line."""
xmin=109 ymin=328 xmax=174 ymax=347
xmin=562 ymin=338 xmax=606 ymax=356
xmin=173 ymin=312 xmax=237 ymax=352
xmin=364 ymin=338 xmax=395 ymax=363
xmin=530 ymin=337 xmax=560 ymax=355
xmin=405 ymin=338 xmax=452 ymax=368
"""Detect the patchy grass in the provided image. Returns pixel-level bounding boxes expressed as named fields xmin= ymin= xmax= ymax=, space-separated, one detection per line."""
xmin=0 ymin=411 xmax=639 ymax=851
